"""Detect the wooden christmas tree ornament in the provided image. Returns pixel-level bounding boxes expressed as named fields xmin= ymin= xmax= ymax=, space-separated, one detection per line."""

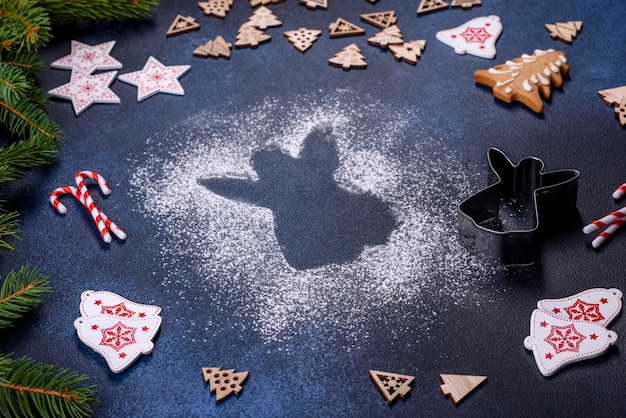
xmin=439 ymin=374 xmax=487 ymax=404
xmin=328 ymin=44 xmax=367 ymax=71
xmin=598 ymin=85 xmax=626 ymax=106
xmin=284 ymin=27 xmax=322 ymax=52
xmin=247 ymin=6 xmax=282 ymax=30
xmin=193 ymin=36 xmax=232 ymax=58
xmin=300 ymin=0 xmax=327 ymax=9
xmin=360 ymin=11 xmax=397 ymax=29
xmin=450 ymin=0 xmax=481 ymax=9
xmin=545 ymin=21 xmax=582 ymax=44
xmin=328 ymin=18 xmax=366 ymax=38
xmin=368 ymin=25 xmax=403 ymax=48
xmin=166 ymin=15 xmax=201 ymax=37
xmin=369 ymin=370 xmax=415 ymax=403
xmin=198 ymin=0 xmax=233 ymax=18
xmin=250 ymin=0 xmax=285 ymax=6
xmin=417 ymin=0 xmax=449 ymax=15
xmin=202 ymin=367 xmax=249 ymax=403
xmin=236 ymin=23 xmax=271 ymax=48
xmin=388 ymin=40 xmax=426 ymax=64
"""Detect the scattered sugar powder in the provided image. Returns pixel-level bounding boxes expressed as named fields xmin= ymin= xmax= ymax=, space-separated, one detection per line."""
xmin=128 ymin=90 xmax=504 ymax=350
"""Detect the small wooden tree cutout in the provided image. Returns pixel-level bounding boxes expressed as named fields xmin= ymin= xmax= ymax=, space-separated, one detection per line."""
xmin=417 ymin=0 xmax=449 ymax=15
xmin=545 ymin=21 xmax=582 ymax=44
xmin=247 ymin=6 xmax=282 ymax=30
xmin=329 ymin=44 xmax=367 ymax=71
xmin=198 ymin=0 xmax=233 ymax=18
xmin=450 ymin=0 xmax=481 ymax=9
xmin=440 ymin=374 xmax=487 ymax=404
xmin=236 ymin=23 xmax=271 ymax=48
xmin=369 ymin=370 xmax=415 ymax=403
xmin=389 ymin=40 xmax=426 ymax=64
xmin=360 ymin=10 xmax=397 ymax=29
xmin=202 ymin=367 xmax=249 ymax=403
xmin=300 ymin=0 xmax=327 ymax=9
xmin=194 ymin=35 xmax=232 ymax=58
xmin=166 ymin=15 xmax=201 ymax=37
xmin=328 ymin=18 xmax=366 ymax=38
xmin=368 ymin=25 xmax=403 ymax=48
xmin=474 ymin=49 xmax=569 ymax=113
xmin=284 ymin=27 xmax=322 ymax=52
xmin=598 ymin=85 xmax=626 ymax=106
xmin=251 ymin=0 xmax=284 ymax=6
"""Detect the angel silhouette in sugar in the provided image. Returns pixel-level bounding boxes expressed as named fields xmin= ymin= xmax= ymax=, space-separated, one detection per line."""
xmin=199 ymin=125 xmax=396 ymax=270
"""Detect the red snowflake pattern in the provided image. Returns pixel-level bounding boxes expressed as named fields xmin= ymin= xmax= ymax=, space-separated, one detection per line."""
xmin=564 ymin=299 xmax=605 ymax=322
xmin=100 ymin=321 xmax=137 ymax=351
xmin=101 ymin=302 xmax=136 ymax=318
xmin=544 ymin=324 xmax=586 ymax=354
xmin=460 ymin=27 xmax=492 ymax=44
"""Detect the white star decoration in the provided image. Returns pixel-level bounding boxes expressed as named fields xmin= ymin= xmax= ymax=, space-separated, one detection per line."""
xmin=118 ymin=57 xmax=190 ymax=102
xmin=50 ymin=40 xmax=123 ymax=74
xmin=48 ymin=71 xmax=120 ymax=116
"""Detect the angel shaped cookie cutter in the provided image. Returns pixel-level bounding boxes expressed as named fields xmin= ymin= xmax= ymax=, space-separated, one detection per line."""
xmin=458 ymin=148 xmax=579 ymax=265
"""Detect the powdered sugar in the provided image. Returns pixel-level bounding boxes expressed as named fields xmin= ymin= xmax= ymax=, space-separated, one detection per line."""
xmin=129 ymin=90 xmax=502 ymax=349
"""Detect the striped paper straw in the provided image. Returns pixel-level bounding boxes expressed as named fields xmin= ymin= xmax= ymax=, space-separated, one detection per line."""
xmin=583 ymin=206 xmax=626 ymax=234
xmin=592 ymin=219 xmax=625 ymax=248
xmin=612 ymin=183 xmax=626 ymax=200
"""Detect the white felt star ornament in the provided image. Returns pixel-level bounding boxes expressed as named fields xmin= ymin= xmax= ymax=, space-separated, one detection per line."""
xmin=118 ymin=57 xmax=191 ymax=102
xmin=51 ymin=40 xmax=123 ymax=74
xmin=48 ymin=71 xmax=120 ymax=116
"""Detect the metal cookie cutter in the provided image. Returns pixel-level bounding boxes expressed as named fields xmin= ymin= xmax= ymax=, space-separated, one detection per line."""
xmin=458 ymin=148 xmax=580 ymax=265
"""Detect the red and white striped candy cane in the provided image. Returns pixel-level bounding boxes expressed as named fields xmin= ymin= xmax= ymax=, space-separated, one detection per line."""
xmin=612 ymin=183 xmax=626 ymax=200
xmin=75 ymin=170 xmax=112 ymax=196
xmin=592 ymin=218 xmax=625 ymax=248
xmin=49 ymin=185 xmax=112 ymax=243
xmin=74 ymin=171 xmax=126 ymax=241
xmin=582 ymin=206 xmax=626 ymax=234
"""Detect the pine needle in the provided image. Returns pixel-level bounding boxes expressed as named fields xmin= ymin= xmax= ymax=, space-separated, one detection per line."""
xmin=0 ymin=354 xmax=98 ymax=418
xmin=0 ymin=267 xmax=51 ymax=329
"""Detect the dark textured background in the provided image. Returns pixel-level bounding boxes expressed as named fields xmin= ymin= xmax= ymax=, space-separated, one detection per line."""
xmin=1 ymin=0 xmax=626 ymax=416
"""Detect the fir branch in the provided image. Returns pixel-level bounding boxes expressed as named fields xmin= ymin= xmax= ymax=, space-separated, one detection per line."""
xmin=0 ymin=354 xmax=98 ymax=418
xmin=0 ymin=267 xmax=50 ymax=329
xmin=39 ymin=0 xmax=160 ymax=23
xmin=0 ymin=1 xmax=52 ymax=52
xmin=0 ymin=210 xmax=20 ymax=251
xmin=0 ymin=50 xmax=44 ymax=79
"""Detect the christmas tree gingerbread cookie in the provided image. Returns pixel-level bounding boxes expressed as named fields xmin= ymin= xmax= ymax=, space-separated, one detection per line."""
xmin=436 ymin=15 xmax=502 ymax=59
xmin=474 ymin=49 xmax=569 ymax=113
xmin=545 ymin=21 xmax=582 ymax=44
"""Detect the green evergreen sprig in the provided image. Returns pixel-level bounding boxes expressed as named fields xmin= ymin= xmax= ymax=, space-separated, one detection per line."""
xmin=0 ymin=354 xmax=98 ymax=418
xmin=0 ymin=1 xmax=52 ymax=51
xmin=39 ymin=0 xmax=160 ymax=23
xmin=0 ymin=267 xmax=51 ymax=329
xmin=0 ymin=209 xmax=20 ymax=252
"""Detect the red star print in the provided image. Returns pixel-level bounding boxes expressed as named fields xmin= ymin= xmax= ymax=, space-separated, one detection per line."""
xmin=119 ymin=352 xmax=127 ymax=359
xmin=545 ymin=353 xmax=553 ymax=360
xmin=590 ymin=333 xmax=598 ymax=340
xmin=94 ymin=300 xmax=102 ymax=305
xmin=600 ymin=298 xmax=608 ymax=304
xmin=142 ymin=326 xmax=149 ymax=332
xmin=91 ymin=324 xmax=99 ymax=330
xmin=540 ymin=321 xmax=548 ymax=328
xmin=139 ymin=312 xmax=146 ymax=318
xmin=459 ymin=26 xmax=492 ymax=44
xmin=552 ymin=308 xmax=561 ymax=314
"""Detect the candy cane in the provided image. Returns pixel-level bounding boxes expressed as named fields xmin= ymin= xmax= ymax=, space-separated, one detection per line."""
xmin=75 ymin=171 xmax=126 ymax=240
xmin=592 ymin=218 xmax=625 ymax=248
xmin=50 ymin=185 xmax=112 ymax=243
xmin=612 ymin=183 xmax=626 ymax=200
xmin=582 ymin=206 xmax=626 ymax=234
